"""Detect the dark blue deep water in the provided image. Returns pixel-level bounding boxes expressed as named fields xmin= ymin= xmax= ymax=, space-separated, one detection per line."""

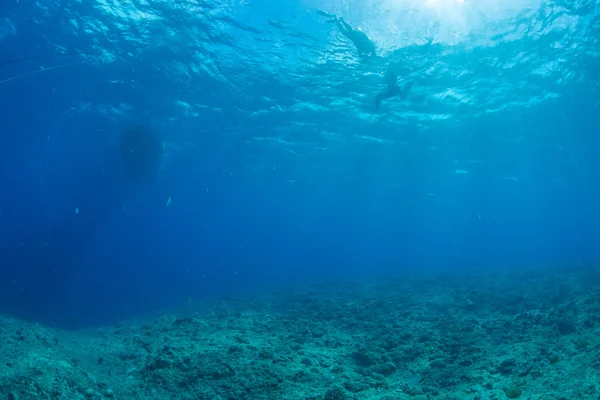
xmin=0 ymin=0 xmax=598 ymax=328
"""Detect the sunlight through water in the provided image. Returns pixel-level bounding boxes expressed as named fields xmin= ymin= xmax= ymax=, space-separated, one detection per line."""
xmin=371 ymin=0 xmax=544 ymax=46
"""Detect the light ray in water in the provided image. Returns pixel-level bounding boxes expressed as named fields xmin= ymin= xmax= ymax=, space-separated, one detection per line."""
xmin=0 ymin=52 xmax=92 ymax=85
xmin=0 ymin=52 xmax=84 ymax=67
xmin=0 ymin=60 xmax=90 ymax=85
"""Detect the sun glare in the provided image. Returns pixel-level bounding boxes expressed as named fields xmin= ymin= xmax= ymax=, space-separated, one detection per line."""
xmin=425 ymin=0 xmax=465 ymax=8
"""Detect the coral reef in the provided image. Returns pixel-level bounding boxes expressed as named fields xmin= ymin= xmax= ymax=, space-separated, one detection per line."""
xmin=0 ymin=264 xmax=599 ymax=399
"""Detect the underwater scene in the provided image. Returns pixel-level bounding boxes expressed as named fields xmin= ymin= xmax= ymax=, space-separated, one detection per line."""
xmin=0 ymin=0 xmax=599 ymax=399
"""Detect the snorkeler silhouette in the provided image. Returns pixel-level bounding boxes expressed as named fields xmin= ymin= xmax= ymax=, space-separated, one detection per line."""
xmin=319 ymin=11 xmax=376 ymax=58
xmin=317 ymin=11 xmax=414 ymax=110
xmin=375 ymin=67 xmax=413 ymax=110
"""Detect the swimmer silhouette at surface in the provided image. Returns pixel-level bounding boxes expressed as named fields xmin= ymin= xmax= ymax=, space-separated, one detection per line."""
xmin=317 ymin=10 xmax=416 ymax=110
xmin=372 ymin=40 xmax=443 ymax=110
xmin=375 ymin=66 xmax=413 ymax=110
xmin=319 ymin=11 xmax=377 ymax=59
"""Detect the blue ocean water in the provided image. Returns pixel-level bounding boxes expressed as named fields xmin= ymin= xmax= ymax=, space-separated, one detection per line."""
xmin=0 ymin=0 xmax=598 ymax=329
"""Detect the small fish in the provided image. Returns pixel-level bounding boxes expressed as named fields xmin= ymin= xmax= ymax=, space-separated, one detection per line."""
xmin=165 ymin=197 xmax=172 ymax=207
